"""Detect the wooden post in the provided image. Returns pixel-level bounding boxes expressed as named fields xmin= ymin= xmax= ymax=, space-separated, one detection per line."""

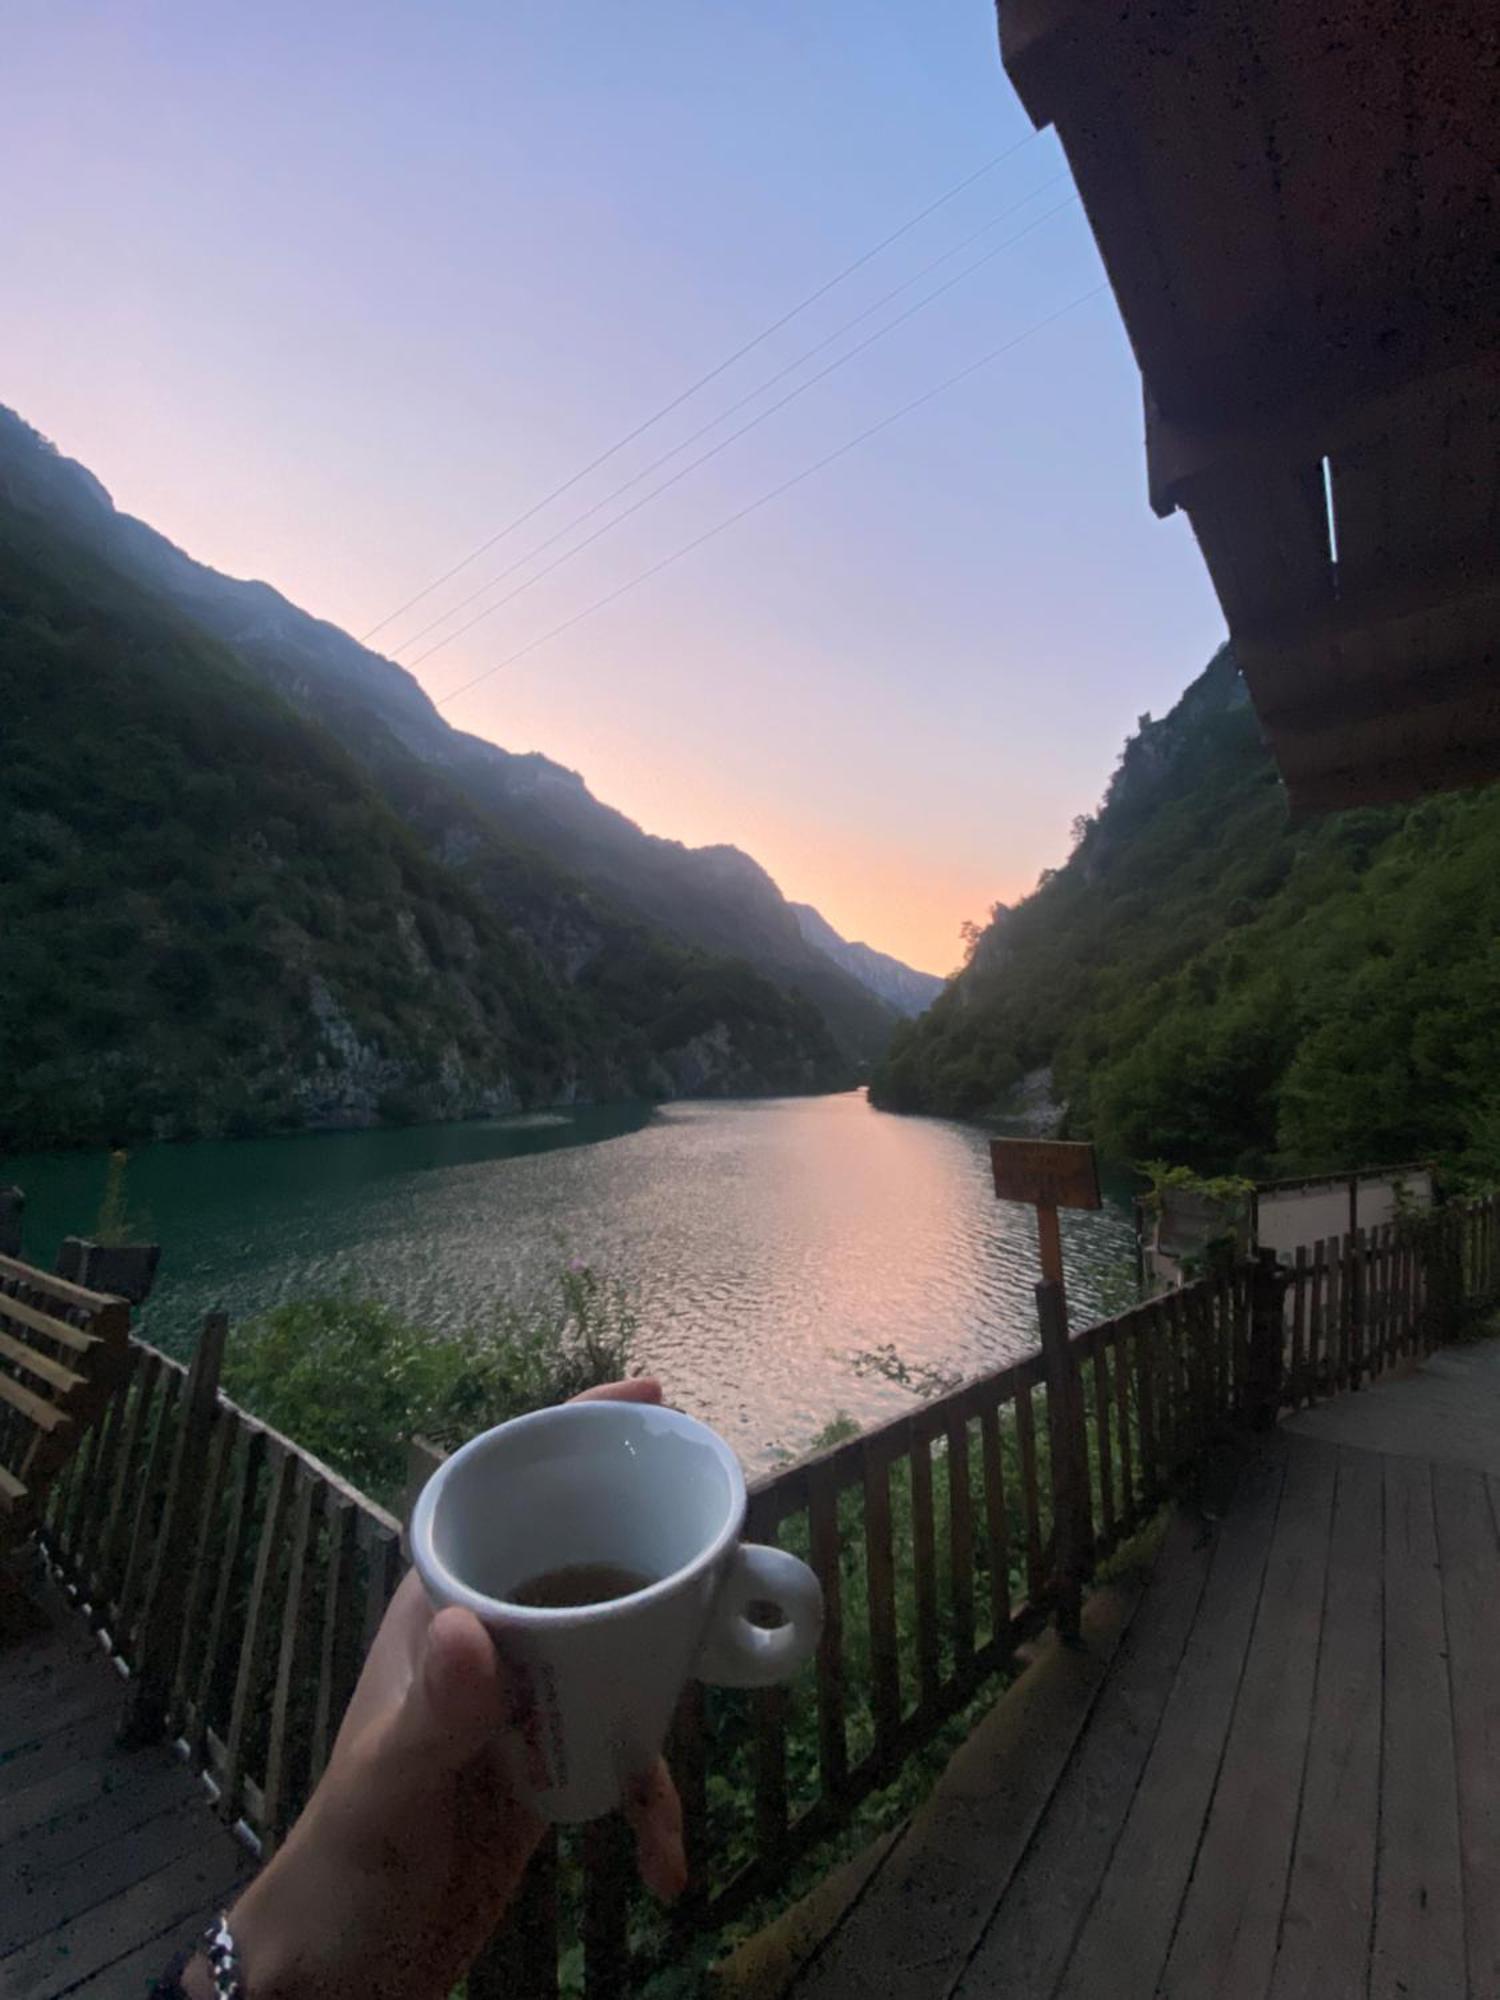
xmin=747 ymin=1489 xmax=789 ymax=1855
xmin=989 ymin=1142 xmax=1100 ymax=1646
xmin=1441 ymin=1205 xmax=1466 ymax=1340
xmin=1036 ymin=1279 xmax=1083 ymax=1641
xmin=470 ymin=1831 xmax=560 ymax=1999
xmin=1246 ymin=1250 xmax=1285 ymax=1430
xmin=1349 ymin=1230 xmax=1368 ymax=1388
xmin=123 ymin=1310 xmax=228 ymax=1744
xmin=862 ymin=1443 xmax=902 ymax=1761
xmin=582 ymin=1814 xmax=633 ymax=1997
xmin=1036 ymin=1201 xmax=1064 ymax=1286
xmin=806 ymin=1461 xmax=847 ymax=1802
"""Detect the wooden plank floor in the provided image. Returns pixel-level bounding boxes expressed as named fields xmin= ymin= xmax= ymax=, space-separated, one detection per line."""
xmin=0 ymin=1574 xmax=251 ymax=2000
xmin=792 ymin=1345 xmax=1500 ymax=2000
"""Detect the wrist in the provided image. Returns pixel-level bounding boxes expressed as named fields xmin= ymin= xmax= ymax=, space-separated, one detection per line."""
xmin=219 ymin=1872 xmax=302 ymax=2000
xmin=178 ymin=1953 xmax=217 ymax=2000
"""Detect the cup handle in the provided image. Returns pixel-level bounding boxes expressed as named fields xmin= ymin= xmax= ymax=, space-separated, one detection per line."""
xmin=693 ymin=1543 xmax=824 ymax=1689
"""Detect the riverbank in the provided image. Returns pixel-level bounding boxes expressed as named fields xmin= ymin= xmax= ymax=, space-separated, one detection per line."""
xmin=5 ymin=1095 xmax=1137 ymax=1470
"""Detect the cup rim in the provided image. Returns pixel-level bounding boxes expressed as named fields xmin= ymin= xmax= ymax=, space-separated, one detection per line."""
xmin=409 ymin=1400 xmax=749 ymax=1626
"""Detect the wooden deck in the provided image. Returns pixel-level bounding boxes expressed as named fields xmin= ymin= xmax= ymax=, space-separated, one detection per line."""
xmin=10 ymin=1337 xmax=1500 ymax=1998
xmin=0 ymin=1573 xmax=251 ymax=1999
xmin=787 ymin=1340 xmax=1500 ymax=2000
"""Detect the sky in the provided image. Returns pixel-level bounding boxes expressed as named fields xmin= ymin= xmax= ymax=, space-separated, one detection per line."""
xmin=2 ymin=2 xmax=1226 ymax=975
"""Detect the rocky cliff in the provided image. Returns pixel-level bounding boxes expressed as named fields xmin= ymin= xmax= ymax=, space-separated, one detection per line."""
xmin=0 ymin=406 xmax=896 ymax=1068
xmin=790 ymin=903 xmax=944 ymax=1017
xmin=0 ymin=451 xmax=848 ymax=1149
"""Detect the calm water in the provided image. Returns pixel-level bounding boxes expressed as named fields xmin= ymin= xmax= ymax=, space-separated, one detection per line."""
xmin=8 ymin=1094 xmax=1137 ymax=1468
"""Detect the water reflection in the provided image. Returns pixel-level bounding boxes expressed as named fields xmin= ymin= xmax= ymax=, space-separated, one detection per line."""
xmin=9 ymin=1094 xmax=1137 ymax=1469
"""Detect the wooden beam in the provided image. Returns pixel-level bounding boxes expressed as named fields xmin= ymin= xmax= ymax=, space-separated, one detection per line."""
xmin=1285 ymin=743 xmax=1500 ymax=815
xmin=996 ymin=0 xmax=1094 ymax=127
xmin=1147 ymin=356 xmax=1500 ymax=518
xmin=1237 ymin=562 xmax=1500 ymax=676
xmin=0 ymin=1371 xmax=72 ymax=1432
xmin=0 ymin=1328 xmax=85 ymax=1396
xmin=1183 ymin=459 xmax=1334 ymax=636
xmin=999 ymin=0 xmax=1500 ymax=434
xmin=0 ymin=1252 xmax=123 ymax=1312
xmin=0 ymin=1290 xmax=102 ymax=1355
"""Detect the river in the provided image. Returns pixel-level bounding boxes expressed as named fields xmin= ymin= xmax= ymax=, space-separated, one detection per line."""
xmin=7 ymin=1093 xmax=1138 ymax=1469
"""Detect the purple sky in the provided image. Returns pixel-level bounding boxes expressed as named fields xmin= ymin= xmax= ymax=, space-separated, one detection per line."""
xmin=3 ymin=1 xmax=1226 ymax=972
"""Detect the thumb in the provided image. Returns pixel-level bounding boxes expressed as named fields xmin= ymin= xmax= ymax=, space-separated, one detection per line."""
xmin=390 ymin=1605 xmax=507 ymax=1774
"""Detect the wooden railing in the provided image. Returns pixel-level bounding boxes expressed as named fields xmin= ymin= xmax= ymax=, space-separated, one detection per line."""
xmin=36 ymin=1195 xmax=1498 ymax=1994
xmin=42 ymin=1313 xmax=404 ymax=1853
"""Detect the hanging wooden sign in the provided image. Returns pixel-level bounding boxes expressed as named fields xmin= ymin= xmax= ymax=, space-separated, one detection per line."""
xmin=989 ymin=1139 xmax=1101 ymax=1213
xmin=990 ymin=1138 xmax=1101 ymax=1287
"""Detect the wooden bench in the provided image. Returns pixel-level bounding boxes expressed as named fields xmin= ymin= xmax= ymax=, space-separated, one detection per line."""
xmin=0 ymin=1254 xmax=130 ymax=1557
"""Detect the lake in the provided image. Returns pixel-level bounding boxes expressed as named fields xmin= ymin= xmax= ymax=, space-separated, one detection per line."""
xmin=7 ymin=1093 xmax=1138 ymax=1469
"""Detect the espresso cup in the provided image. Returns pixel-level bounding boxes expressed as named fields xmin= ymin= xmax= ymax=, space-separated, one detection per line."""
xmin=408 ymin=1400 xmax=823 ymax=1823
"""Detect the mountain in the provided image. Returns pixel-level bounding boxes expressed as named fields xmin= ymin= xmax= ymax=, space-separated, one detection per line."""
xmin=0 ymin=408 xmax=895 ymax=1069
xmin=0 ymin=460 xmax=852 ymax=1151
xmin=791 ymin=904 xmax=944 ymax=1017
xmin=872 ymin=647 xmax=1500 ymax=1183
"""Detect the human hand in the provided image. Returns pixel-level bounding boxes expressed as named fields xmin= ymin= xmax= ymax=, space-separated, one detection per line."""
xmin=203 ymin=1379 xmax=686 ymax=2000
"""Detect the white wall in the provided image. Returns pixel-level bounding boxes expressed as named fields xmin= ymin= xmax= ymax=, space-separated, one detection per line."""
xmin=1256 ymin=1170 xmax=1433 ymax=1261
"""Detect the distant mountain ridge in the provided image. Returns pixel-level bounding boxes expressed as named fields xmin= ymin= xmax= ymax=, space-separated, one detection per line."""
xmin=0 ymin=407 xmax=895 ymax=1067
xmin=791 ymin=904 xmax=944 ymax=1017
xmin=0 ymin=414 xmax=868 ymax=1149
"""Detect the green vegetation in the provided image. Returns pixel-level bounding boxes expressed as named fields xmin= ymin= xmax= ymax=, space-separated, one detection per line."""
xmin=92 ymin=1147 xmax=154 ymax=1246
xmin=874 ymin=647 xmax=1500 ymax=1182
xmin=225 ymin=1280 xmax=1074 ymax=1995
xmin=222 ymin=1264 xmax=639 ymax=1505
xmin=1138 ymin=1163 xmax=1255 ymax=1278
xmin=0 ymin=498 xmax=846 ymax=1151
xmin=0 ymin=404 xmax=892 ymax=1081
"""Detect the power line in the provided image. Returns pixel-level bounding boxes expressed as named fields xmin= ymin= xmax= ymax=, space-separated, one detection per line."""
xmin=359 ymin=130 xmax=1043 ymax=643
xmin=405 ymin=195 xmax=1080 ymax=669
xmin=435 ymin=282 xmax=1107 ymax=709
xmin=391 ymin=172 xmax=1073 ymax=659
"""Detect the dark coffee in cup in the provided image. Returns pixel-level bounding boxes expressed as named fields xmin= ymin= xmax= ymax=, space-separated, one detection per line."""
xmin=508 ymin=1561 xmax=653 ymax=1609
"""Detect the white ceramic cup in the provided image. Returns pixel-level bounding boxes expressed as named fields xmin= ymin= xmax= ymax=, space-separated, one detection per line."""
xmin=408 ymin=1400 xmax=823 ymax=1823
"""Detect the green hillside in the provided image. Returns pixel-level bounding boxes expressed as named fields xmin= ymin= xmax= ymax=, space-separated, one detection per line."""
xmin=0 ymin=406 xmax=898 ymax=1069
xmin=0 ymin=506 xmax=844 ymax=1151
xmin=872 ymin=648 xmax=1500 ymax=1182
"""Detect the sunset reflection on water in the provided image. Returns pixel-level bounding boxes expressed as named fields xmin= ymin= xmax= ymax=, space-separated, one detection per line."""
xmin=13 ymin=1093 xmax=1137 ymax=1469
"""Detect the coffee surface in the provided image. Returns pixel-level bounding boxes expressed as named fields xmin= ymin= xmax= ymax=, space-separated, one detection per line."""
xmin=507 ymin=1561 xmax=654 ymax=1609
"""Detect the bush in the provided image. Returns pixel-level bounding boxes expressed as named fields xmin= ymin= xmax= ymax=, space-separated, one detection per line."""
xmin=222 ymin=1262 xmax=639 ymax=1506
xmin=423 ymin=1261 xmax=639 ymax=1453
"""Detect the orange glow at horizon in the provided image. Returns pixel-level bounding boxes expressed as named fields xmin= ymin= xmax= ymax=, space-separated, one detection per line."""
xmin=439 ymin=648 xmax=1060 ymax=979
xmin=2 ymin=0 xmax=1228 ymax=988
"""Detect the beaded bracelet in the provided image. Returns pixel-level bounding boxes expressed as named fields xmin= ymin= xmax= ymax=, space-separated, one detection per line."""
xmin=201 ymin=1914 xmax=246 ymax=1999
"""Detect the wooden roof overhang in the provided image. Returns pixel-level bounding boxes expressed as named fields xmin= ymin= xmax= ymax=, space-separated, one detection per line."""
xmin=998 ymin=0 xmax=1500 ymax=810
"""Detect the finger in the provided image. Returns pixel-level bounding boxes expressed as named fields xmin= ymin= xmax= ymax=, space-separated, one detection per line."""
xmin=572 ymin=1377 xmax=663 ymax=1405
xmin=333 ymin=1569 xmax=434 ymax=1755
xmin=622 ymin=1758 xmax=687 ymax=1903
xmin=390 ymin=1605 xmax=508 ymax=1774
